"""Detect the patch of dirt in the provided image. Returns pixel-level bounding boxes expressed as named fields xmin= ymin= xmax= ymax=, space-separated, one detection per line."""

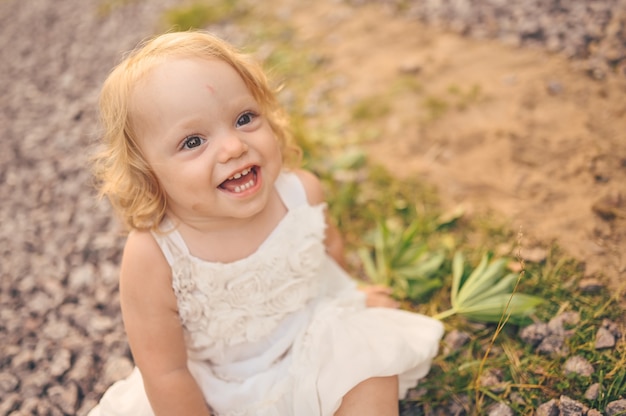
xmin=281 ymin=1 xmax=626 ymax=288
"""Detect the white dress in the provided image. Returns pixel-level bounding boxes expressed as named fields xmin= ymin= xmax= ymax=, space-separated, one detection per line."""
xmin=89 ymin=171 xmax=444 ymax=416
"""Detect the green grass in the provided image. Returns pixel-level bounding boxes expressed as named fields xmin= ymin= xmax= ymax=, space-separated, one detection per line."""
xmin=163 ymin=0 xmax=241 ymax=31
xmin=351 ymin=95 xmax=392 ymax=120
xmin=448 ymin=83 xmax=483 ymax=110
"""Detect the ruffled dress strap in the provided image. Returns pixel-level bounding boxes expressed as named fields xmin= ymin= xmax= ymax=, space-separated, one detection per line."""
xmin=150 ymin=218 xmax=188 ymax=267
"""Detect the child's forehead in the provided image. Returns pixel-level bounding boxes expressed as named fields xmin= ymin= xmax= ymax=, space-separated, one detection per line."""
xmin=136 ymin=56 xmax=241 ymax=87
xmin=129 ymin=56 xmax=254 ymax=113
xmin=147 ymin=55 xmax=224 ymax=73
xmin=137 ymin=56 xmax=260 ymax=100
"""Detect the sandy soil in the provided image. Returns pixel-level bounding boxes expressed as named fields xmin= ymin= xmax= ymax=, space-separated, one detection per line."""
xmin=277 ymin=1 xmax=626 ymax=289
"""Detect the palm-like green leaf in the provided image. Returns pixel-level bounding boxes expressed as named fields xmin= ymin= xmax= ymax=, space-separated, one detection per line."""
xmin=434 ymin=251 xmax=544 ymax=323
xmin=450 ymin=251 xmax=464 ymax=306
xmin=358 ymin=218 xmax=446 ymax=301
xmin=458 ymin=293 xmax=543 ymax=323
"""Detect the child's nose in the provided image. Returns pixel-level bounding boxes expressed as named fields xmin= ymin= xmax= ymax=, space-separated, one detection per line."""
xmin=217 ymin=132 xmax=249 ymax=164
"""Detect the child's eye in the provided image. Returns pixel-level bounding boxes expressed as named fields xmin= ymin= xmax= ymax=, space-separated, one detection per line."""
xmin=236 ymin=112 xmax=256 ymax=128
xmin=181 ymin=135 xmax=205 ymax=150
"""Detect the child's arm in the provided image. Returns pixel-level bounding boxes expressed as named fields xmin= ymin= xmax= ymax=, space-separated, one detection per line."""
xmin=119 ymin=231 xmax=212 ymax=416
xmin=294 ymin=169 xmax=398 ymax=308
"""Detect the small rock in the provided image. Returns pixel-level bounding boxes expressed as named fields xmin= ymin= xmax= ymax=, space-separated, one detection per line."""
xmin=606 ymin=399 xmax=626 ymax=416
xmin=444 ymin=394 xmax=470 ymax=415
xmin=584 ymin=383 xmax=601 ymax=401
xmin=549 ymin=311 xmax=580 ymax=330
xmin=11 ymin=349 xmax=35 ymax=371
xmin=49 ymin=349 xmax=72 ymax=378
xmin=443 ymin=329 xmax=471 ymax=354
xmin=536 ymin=398 xmax=559 ymax=416
xmin=47 ymin=381 xmax=79 ymax=415
xmin=405 ymin=386 xmax=427 ymax=400
xmin=0 ymin=393 xmax=20 ymax=415
xmin=519 ymin=247 xmax=547 ymax=263
xmin=563 ymin=355 xmax=594 ymax=377
xmin=67 ymin=352 xmax=95 ymax=383
xmin=591 ymin=192 xmax=625 ymax=220
xmin=28 ymin=290 xmax=56 ymax=316
xmin=398 ymin=59 xmax=422 ymax=74
xmin=536 ymin=334 xmax=568 ymax=356
xmin=595 ymin=326 xmax=616 ymax=349
xmin=546 ymin=80 xmax=563 ymax=95
xmin=38 ymin=398 xmax=65 ymax=416
xmin=602 ymin=318 xmax=622 ymax=338
xmin=487 ymin=402 xmax=514 ymax=416
xmin=42 ymin=318 xmax=72 ymax=341
xmin=102 ymin=356 xmax=133 ymax=386
xmin=88 ymin=314 xmax=116 ymax=335
xmin=578 ymin=278 xmax=604 ymax=293
xmin=509 ymin=392 xmax=525 ymax=406
xmin=527 ymin=313 xmax=578 ymax=356
xmin=20 ymin=370 xmax=50 ymax=398
xmin=519 ymin=322 xmax=549 ymax=347
xmin=68 ymin=263 xmax=96 ymax=289
xmin=559 ymin=395 xmax=585 ymax=416
xmin=19 ymin=397 xmax=43 ymax=415
xmin=480 ymin=368 xmax=506 ymax=393
xmin=587 ymin=409 xmax=603 ymax=416
xmin=0 ymin=372 xmax=20 ymax=395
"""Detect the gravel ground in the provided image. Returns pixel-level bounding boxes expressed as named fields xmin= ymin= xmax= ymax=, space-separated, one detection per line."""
xmin=357 ymin=0 xmax=626 ymax=78
xmin=1 ymin=1 xmax=624 ymax=415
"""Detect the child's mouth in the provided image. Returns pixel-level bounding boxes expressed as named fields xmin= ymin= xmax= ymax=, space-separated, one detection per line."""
xmin=219 ymin=166 xmax=258 ymax=194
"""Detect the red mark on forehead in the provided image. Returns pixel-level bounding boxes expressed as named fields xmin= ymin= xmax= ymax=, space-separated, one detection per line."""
xmin=205 ymin=84 xmax=215 ymax=94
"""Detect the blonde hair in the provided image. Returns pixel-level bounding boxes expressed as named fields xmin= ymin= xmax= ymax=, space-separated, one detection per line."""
xmin=93 ymin=31 xmax=301 ymax=231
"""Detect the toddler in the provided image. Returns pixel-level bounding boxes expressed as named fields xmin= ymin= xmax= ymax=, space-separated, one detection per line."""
xmin=89 ymin=31 xmax=443 ymax=416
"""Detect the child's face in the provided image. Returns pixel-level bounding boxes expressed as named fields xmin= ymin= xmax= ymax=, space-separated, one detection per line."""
xmin=130 ymin=57 xmax=283 ymax=226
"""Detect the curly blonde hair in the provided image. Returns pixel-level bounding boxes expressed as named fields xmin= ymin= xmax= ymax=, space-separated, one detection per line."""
xmin=93 ymin=31 xmax=301 ymax=231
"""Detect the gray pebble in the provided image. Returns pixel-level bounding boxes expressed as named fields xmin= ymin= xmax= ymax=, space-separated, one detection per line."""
xmin=563 ymin=355 xmax=594 ymax=377
xmin=536 ymin=398 xmax=559 ymax=416
xmin=606 ymin=399 xmax=626 ymax=416
xmin=559 ymin=395 xmax=586 ymax=416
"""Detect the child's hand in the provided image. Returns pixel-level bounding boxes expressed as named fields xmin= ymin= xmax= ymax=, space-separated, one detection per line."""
xmin=359 ymin=285 xmax=400 ymax=308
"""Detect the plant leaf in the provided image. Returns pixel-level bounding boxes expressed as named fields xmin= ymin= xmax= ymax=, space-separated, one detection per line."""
xmin=457 ymin=258 xmax=508 ymax=305
xmin=395 ymin=253 xmax=445 ymax=280
xmin=358 ymin=247 xmax=381 ymax=284
xmin=374 ymin=221 xmax=388 ymax=284
xmin=458 ymin=293 xmax=543 ymax=323
xmin=466 ymin=272 xmax=518 ymax=305
xmin=451 ymin=251 xmax=464 ymax=306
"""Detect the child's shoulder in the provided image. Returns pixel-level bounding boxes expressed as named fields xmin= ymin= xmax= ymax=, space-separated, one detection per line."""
xmin=124 ymin=229 xmax=162 ymax=258
xmin=120 ymin=230 xmax=170 ymax=286
xmin=288 ymin=169 xmax=325 ymax=206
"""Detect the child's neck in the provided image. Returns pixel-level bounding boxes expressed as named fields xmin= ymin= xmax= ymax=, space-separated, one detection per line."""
xmin=172 ymin=191 xmax=287 ymax=263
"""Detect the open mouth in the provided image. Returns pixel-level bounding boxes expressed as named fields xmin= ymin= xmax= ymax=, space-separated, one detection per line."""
xmin=219 ymin=166 xmax=259 ymax=194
